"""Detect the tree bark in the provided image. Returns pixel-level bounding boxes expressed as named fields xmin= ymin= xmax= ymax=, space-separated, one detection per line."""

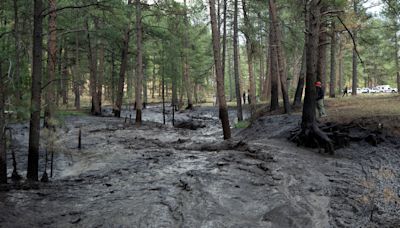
xmin=293 ymin=47 xmax=306 ymax=107
xmin=135 ymin=0 xmax=143 ymax=125
xmin=0 ymin=61 xmax=6 ymax=183
xmin=293 ymin=0 xmax=333 ymax=154
xmin=61 ymin=47 xmax=68 ymax=105
xmin=242 ymin=0 xmax=256 ymax=116
xmin=329 ymin=24 xmax=336 ymax=98
xmin=73 ymin=32 xmax=80 ymax=109
xmin=209 ymin=0 xmax=231 ymax=139
xmin=183 ymin=0 xmax=193 ymax=109
xmin=13 ymin=0 xmax=21 ymax=104
xmin=269 ymin=18 xmax=279 ymax=111
xmin=27 ymin=0 xmax=43 ymax=181
xmin=269 ymin=0 xmax=290 ymax=114
xmin=233 ymin=0 xmax=243 ymax=121
xmin=115 ymin=0 xmax=133 ymax=117
xmin=338 ymin=36 xmax=344 ymax=94
xmin=86 ymin=19 xmax=101 ymax=116
xmin=352 ymin=1 xmax=358 ymax=96
xmin=97 ymin=21 xmax=104 ymax=110
xmin=394 ymin=22 xmax=400 ymax=94
xmin=44 ymin=0 xmax=57 ymax=128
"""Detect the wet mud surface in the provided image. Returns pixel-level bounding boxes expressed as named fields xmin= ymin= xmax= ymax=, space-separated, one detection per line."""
xmin=0 ymin=105 xmax=399 ymax=227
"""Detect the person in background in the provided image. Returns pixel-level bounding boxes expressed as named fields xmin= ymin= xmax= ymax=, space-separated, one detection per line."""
xmin=247 ymin=89 xmax=251 ymax=104
xmin=243 ymin=91 xmax=246 ymax=104
xmin=342 ymin=86 xmax=348 ymax=97
xmin=315 ymin=81 xmax=327 ymax=118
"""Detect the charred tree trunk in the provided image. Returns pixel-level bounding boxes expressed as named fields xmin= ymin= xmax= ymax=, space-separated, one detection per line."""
xmin=73 ymin=32 xmax=80 ymax=109
xmin=27 ymin=0 xmax=43 ymax=181
xmin=338 ymin=36 xmax=344 ymax=94
xmin=13 ymin=0 xmax=21 ymax=104
xmin=352 ymin=1 xmax=358 ymax=96
xmin=209 ymin=0 xmax=231 ymax=139
xmin=269 ymin=0 xmax=290 ymax=114
xmin=86 ymin=19 xmax=101 ymax=116
xmin=44 ymin=0 xmax=57 ymax=128
xmin=183 ymin=0 xmax=193 ymax=109
xmin=0 ymin=61 xmax=6 ymax=183
xmin=243 ymin=0 xmax=256 ymax=116
xmin=394 ymin=23 xmax=400 ymax=94
xmin=291 ymin=0 xmax=333 ymax=154
xmin=269 ymin=19 xmax=279 ymax=111
xmin=293 ymin=48 xmax=306 ymax=107
xmin=115 ymin=0 xmax=133 ymax=117
xmin=233 ymin=0 xmax=243 ymax=121
xmin=97 ymin=22 xmax=104 ymax=111
xmin=61 ymin=48 xmax=68 ymax=105
xmin=329 ymin=25 xmax=336 ymax=98
xmin=135 ymin=0 xmax=143 ymax=125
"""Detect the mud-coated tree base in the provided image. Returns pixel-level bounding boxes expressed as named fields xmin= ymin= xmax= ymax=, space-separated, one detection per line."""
xmin=290 ymin=122 xmax=334 ymax=154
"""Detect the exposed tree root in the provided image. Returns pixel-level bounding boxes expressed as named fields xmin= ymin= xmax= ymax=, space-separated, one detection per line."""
xmin=289 ymin=121 xmax=386 ymax=154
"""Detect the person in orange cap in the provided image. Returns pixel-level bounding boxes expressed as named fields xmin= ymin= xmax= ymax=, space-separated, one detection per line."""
xmin=315 ymin=81 xmax=327 ymax=118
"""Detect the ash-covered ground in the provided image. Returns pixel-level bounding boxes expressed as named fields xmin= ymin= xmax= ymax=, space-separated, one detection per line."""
xmin=0 ymin=104 xmax=399 ymax=227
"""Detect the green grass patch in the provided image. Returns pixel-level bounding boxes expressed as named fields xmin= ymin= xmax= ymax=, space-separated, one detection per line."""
xmin=234 ymin=120 xmax=250 ymax=129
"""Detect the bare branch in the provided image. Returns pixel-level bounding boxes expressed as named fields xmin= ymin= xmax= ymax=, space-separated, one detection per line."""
xmin=337 ymin=16 xmax=364 ymax=65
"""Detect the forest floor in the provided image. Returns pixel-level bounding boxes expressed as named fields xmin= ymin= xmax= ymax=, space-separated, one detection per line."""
xmin=0 ymin=95 xmax=400 ymax=227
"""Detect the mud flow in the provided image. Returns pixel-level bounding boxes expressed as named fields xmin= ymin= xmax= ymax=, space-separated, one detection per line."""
xmin=0 ymin=105 xmax=399 ymax=227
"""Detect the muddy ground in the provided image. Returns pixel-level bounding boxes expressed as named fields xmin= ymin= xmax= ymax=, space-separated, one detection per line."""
xmin=0 ymin=104 xmax=399 ymax=227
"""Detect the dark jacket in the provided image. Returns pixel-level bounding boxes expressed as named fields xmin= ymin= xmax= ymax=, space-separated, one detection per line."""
xmin=316 ymin=87 xmax=324 ymax=101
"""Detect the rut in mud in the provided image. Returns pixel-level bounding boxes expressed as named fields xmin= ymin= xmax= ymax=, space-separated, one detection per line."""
xmin=0 ymin=105 xmax=399 ymax=227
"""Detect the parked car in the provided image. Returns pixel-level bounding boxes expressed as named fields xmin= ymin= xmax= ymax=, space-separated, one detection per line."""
xmin=370 ymin=87 xmax=378 ymax=93
xmin=376 ymin=85 xmax=392 ymax=93
xmin=361 ymin=88 xmax=370 ymax=93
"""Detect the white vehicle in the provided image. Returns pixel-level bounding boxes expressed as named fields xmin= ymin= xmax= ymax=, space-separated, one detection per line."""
xmin=348 ymin=88 xmax=362 ymax=94
xmin=376 ymin=85 xmax=391 ymax=93
xmin=370 ymin=87 xmax=378 ymax=93
xmin=361 ymin=88 xmax=370 ymax=93
xmin=391 ymin=88 xmax=398 ymax=93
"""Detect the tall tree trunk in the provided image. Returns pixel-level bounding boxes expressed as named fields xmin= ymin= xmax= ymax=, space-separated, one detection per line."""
xmin=86 ymin=19 xmax=101 ymax=115
xmin=233 ymin=0 xmax=243 ymax=121
xmin=209 ymin=0 xmax=231 ymax=139
xmin=394 ymin=23 xmax=400 ymax=94
xmin=0 ymin=61 xmax=6 ymax=183
xmin=269 ymin=19 xmax=279 ymax=111
xmin=352 ymin=1 xmax=358 ymax=96
xmin=338 ymin=36 xmax=344 ymax=94
xmin=293 ymin=47 xmax=306 ymax=107
xmin=115 ymin=0 xmax=133 ymax=117
xmin=269 ymin=0 xmax=290 ymax=113
xmin=135 ymin=0 xmax=143 ymax=125
xmin=152 ymin=56 xmax=156 ymax=99
xmin=61 ymin=48 xmax=68 ymax=105
xmin=183 ymin=0 xmax=193 ymax=109
xmin=74 ymin=32 xmax=80 ymax=109
xmin=242 ymin=0 xmax=256 ymax=116
xmin=329 ymin=26 xmax=336 ymax=98
xmin=27 ymin=0 xmax=43 ymax=181
xmin=97 ymin=23 xmax=104 ymax=110
xmin=111 ymin=51 xmax=115 ymax=104
xmin=13 ymin=0 xmax=21 ymax=104
xmin=222 ymin=0 xmax=227 ymax=80
xmin=317 ymin=11 xmax=328 ymax=86
xmin=44 ymin=0 xmax=57 ymax=128
xmin=294 ymin=0 xmax=333 ymax=153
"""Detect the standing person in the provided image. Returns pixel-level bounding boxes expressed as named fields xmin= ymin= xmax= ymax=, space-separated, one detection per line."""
xmin=342 ymin=86 xmax=348 ymax=97
xmin=243 ymin=91 xmax=246 ymax=104
xmin=247 ymin=89 xmax=251 ymax=104
xmin=315 ymin=81 xmax=327 ymax=118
